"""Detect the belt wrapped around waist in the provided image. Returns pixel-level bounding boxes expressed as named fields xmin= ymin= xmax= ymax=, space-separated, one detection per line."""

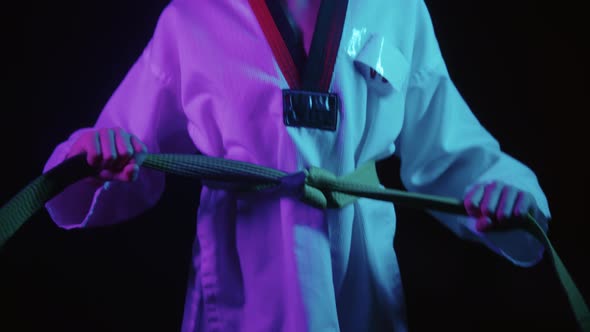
xmin=1 ymin=153 xmax=588 ymax=332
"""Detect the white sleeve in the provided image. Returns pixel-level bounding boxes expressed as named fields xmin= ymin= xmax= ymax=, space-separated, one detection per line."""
xmin=394 ymin=1 xmax=551 ymax=267
xmin=43 ymin=5 xmax=196 ymax=229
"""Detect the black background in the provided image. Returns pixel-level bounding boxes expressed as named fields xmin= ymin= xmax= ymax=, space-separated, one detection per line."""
xmin=1 ymin=1 xmax=588 ymax=331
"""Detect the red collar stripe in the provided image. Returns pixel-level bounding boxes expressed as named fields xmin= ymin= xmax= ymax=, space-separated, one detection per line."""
xmin=249 ymin=0 xmax=301 ymax=88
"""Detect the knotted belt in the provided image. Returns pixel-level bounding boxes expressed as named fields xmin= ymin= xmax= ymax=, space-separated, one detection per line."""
xmin=1 ymin=153 xmax=588 ymax=331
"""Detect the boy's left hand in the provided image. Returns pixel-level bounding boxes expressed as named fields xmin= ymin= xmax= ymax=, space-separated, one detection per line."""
xmin=463 ymin=181 xmax=542 ymax=232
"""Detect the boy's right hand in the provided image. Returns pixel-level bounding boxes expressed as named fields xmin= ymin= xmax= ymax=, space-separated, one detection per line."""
xmin=66 ymin=127 xmax=148 ymax=182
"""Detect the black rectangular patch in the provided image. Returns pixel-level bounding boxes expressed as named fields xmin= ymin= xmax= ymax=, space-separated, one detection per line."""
xmin=283 ymin=89 xmax=339 ymax=131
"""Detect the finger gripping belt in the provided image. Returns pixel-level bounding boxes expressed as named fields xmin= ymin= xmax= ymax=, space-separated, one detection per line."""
xmin=1 ymin=153 xmax=588 ymax=332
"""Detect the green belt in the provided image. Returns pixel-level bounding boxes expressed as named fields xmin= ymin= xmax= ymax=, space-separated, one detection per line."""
xmin=1 ymin=153 xmax=588 ymax=331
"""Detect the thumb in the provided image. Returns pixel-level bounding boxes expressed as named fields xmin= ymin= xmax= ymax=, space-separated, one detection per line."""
xmin=133 ymin=151 xmax=148 ymax=167
xmin=475 ymin=217 xmax=492 ymax=232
